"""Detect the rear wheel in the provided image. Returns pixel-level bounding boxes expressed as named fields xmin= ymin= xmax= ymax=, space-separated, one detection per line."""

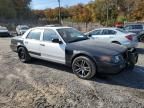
xmin=18 ymin=47 xmax=31 ymax=63
xmin=139 ymin=35 xmax=144 ymax=42
xmin=72 ymin=56 xmax=96 ymax=79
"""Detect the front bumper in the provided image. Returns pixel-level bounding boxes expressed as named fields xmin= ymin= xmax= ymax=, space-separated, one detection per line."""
xmin=97 ymin=49 xmax=138 ymax=74
xmin=97 ymin=62 xmax=126 ymax=74
xmin=0 ymin=32 xmax=10 ymax=37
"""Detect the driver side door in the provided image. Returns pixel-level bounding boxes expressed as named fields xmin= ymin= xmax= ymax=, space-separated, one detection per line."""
xmin=40 ymin=29 xmax=66 ymax=64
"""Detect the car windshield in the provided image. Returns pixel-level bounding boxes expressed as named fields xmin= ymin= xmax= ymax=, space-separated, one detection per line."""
xmin=57 ymin=28 xmax=88 ymax=43
xmin=116 ymin=28 xmax=128 ymax=33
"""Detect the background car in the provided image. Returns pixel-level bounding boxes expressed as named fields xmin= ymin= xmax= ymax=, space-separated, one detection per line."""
xmin=85 ymin=28 xmax=138 ymax=49
xmin=16 ymin=25 xmax=29 ymax=35
xmin=124 ymin=24 xmax=144 ymax=42
xmin=0 ymin=26 xmax=10 ymax=37
xmin=138 ymin=31 xmax=144 ymax=42
xmin=124 ymin=24 xmax=144 ymax=34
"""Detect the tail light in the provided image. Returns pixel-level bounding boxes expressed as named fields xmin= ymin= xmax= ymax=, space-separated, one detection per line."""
xmin=126 ymin=35 xmax=133 ymax=41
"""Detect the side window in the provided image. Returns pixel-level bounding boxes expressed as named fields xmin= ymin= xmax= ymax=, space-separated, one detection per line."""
xmin=91 ymin=30 xmax=101 ymax=35
xmin=27 ymin=29 xmax=41 ymax=40
xmin=43 ymin=29 xmax=59 ymax=41
xmin=102 ymin=29 xmax=116 ymax=35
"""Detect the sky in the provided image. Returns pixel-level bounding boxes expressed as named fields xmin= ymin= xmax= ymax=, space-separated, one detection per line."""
xmin=31 ymin=0 xmax=92 ymax=10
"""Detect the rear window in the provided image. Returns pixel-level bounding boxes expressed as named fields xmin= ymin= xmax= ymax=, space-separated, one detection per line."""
xmin=116 ymin=28 xmax=128 ymax=33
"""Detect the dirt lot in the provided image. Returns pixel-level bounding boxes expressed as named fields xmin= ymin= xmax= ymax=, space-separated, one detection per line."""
xmin=0 ymin=37 xmax=144 ymax=108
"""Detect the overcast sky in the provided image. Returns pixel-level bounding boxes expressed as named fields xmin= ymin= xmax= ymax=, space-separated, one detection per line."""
xmin=31 ymin=0 xmax=92 ymax=10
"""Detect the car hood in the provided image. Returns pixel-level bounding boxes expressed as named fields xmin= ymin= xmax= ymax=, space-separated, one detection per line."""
xmin=66 ymin=40 xmax=126 ymax=56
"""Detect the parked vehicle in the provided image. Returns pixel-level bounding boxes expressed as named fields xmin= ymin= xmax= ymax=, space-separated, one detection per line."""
xmin=85 ymin=27 xmax=138 ymax=49
xmin=124 ymin=24 xmax=144 ymax=34
xmin=16 ymin=25 xmax=29 ymax=35
xmin=138 ymin=31 xmax=144 ymax=42
xmin=0 ymin=26 xmax=10 ymax=37
xmin=10 ymin=27 xmax=138 ymax=79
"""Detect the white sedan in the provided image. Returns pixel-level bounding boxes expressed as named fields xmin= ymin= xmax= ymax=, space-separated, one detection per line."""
xmin=0 ymin=26 xmax=10 ymax=37
xmin=85 ymin=28 xmax=138 ymax=49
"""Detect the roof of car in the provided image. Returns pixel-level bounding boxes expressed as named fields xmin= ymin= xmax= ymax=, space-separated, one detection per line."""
xmin=32 ymin=26 xmax=72 ymax=30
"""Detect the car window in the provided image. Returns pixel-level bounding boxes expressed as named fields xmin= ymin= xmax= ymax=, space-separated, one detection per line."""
xmin=90 ymin=30 xmax=101 ymax=35
xmin=43 ymin=29 xmax=59 ymax=41
xmin=27 ymin=29 xmax=41 ymax=40
xmin=116 ymin=28 xmax=128 ymax=33
xmin=102 ymin=29 xmax=116 ymax=35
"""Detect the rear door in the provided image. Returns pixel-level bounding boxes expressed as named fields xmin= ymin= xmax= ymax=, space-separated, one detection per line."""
xmin=24 ymin=29 xmax=42 ymax=57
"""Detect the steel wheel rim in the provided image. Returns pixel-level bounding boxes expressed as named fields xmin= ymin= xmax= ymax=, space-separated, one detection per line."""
xmin=73 ymin=59 xmax=91 ymax=77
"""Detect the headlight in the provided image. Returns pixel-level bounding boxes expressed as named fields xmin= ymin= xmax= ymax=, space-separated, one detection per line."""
xmin=100 ymin=55 xmax=123 ymax=63
xmin=111 ymin=55 xmax=123 ymax=63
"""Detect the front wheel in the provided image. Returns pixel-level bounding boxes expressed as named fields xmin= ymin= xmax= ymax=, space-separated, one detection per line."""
xmin=72 ymin=56 xmax=96 ymax=79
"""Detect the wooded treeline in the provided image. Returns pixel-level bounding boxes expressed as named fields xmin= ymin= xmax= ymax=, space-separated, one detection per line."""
xmin=0 ymin=0 xmax=32 ymax=19
xmin=34 ymin=0 xmax=144 ymax=25
xmin=0 ymin=0 xmax=144 ymax=26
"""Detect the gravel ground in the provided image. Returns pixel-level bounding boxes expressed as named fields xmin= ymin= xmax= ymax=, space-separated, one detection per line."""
xmin=0 ymin=37 xmax=144 ymax=108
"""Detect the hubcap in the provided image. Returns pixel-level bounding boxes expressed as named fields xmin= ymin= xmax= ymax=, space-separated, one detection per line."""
xmin=73 ymin=59 xmax=91 ymax=77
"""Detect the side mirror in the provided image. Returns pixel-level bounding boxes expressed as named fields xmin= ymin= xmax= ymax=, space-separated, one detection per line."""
xmin=52 ymin=38 xmax=63 ymax=44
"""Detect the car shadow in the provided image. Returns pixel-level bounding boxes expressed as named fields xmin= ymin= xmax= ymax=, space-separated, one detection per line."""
xmin=30 ymin=59 xmax=72 ymax=73
xmin=137 ymin=48 xmax=144 ymax=54
xmin=29 ymin=59 xmax=144 ymax=90
xmin=0 ymin=35 xmax=12 ymax=38
xmin=93 ymin=65 xmax=144 ymax=90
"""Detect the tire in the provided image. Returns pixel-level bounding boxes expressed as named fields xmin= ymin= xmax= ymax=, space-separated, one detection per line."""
xmin=18 ymin=47 xmax=31 ymax=63
xmin=139 ymin=35 xmax=144 ymax=42
xmin=72 ymin=56 xmax=96 ymax=79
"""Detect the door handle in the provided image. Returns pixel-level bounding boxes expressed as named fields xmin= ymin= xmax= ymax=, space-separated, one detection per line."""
xmin=40 ymin=44 xmax=45 ymax=46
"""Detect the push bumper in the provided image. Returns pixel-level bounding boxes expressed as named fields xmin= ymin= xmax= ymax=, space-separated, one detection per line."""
xmin=97 ymin=49 xmax=138 ymax=74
